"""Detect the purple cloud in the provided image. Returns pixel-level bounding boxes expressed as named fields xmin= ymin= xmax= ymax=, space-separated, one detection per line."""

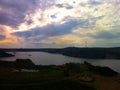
xmin=0 ymin=35 xmax=6 ymax=40
xmin=12 ymin=19 xmax=79 ymax=39
xmin=88 ymin=0 xmax=103 ymax=5
xmin=56 ymin=4 xmax=73 ymax=9
xmin=88 ymin=31 xmax=119 ymax=39
xmin=0 ymin=0 xmax=38 ymax=28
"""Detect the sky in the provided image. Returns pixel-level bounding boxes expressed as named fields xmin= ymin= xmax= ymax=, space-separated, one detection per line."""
xmin=0 ymin=0 xmax=120 ymax=48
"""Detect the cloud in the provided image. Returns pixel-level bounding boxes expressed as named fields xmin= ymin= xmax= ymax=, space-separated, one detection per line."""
xmin=0 ymin=25 xmax=24 ymax=44
xmin=12 ymin=16 xmax=98 ymax=43
xmin=0 ymin=0 xmax=120 ymax=48
xmin=11 ymin=16 xmax=99 ymax=47
xmin=89 ymin=31 xmax=119 ymax=39
xmin=41 ymin=34 xmax=84 ymax=45
xmin=0 ymin=0 xmax=38 ymax=27
xmin=0 ymin=12 xmax=24 ymax=28
xmin=12 ymin=19 xmax=80 ymax=40
xmin=56 ymin=4 xmax=73 ymax=9
xmin=88 ymin=0 xmax=103 ymax=5
xmin=0 ymin=35 xmax=6 ymax=40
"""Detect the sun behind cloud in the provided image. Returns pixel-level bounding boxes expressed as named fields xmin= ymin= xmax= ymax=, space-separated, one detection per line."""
xmin=0 ymin=0 xmax=120 ymax=48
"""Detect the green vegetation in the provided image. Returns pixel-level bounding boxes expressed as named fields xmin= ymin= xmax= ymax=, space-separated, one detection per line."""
xmin=0 ymin=65 xmax=95 ymax=90
xmin=0 ymin=79 xmax=94 ymax=90
xmin=0 ymin=61 xmax=120 ymax=90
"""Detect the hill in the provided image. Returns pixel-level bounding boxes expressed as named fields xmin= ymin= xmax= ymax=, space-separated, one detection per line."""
xmin=0 ymin=50 xmax=14 ymax=57
xmin=1 ymin=47 xmax=120 ymax=59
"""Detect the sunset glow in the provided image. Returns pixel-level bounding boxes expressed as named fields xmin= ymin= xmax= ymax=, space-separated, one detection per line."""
xmin=0 ymin=0 xmax=120 ymax=48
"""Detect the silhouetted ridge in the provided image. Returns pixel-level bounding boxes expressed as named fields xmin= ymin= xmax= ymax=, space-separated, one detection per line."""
xmin=1 ymin=47 xmax=120 ymax=59
xmin=0 ymin=50 xmax=14 ymax=57
xmin=0 ymin=59 xmax=35 ymax=69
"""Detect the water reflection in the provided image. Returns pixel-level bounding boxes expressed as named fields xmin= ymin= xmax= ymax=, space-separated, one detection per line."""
xmin=1 ymin=52 xmax=120 ymax=73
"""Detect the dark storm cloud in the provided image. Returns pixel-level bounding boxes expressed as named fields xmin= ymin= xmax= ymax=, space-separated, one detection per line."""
xmin=0 ymin=35 xmax=6 ymax=40
xmin=12 ymin=17 xmax=98 ymax=41
xmin=43 ymin=20 xmax=79 ymax=36
xmin=0 ymin=12 xmax=24 ymax=27
xmin=0 ymin=0 xmax=38 ymax=27
xmin=12 ymin=19 xmax=79 ymax=40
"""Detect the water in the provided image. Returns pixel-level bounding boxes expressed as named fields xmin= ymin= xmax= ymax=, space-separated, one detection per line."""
xmin=0 ymin=52 xmax=120 ymax=73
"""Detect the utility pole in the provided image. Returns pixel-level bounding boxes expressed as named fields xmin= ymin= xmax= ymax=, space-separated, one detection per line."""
xmin=85 ymin=40 xmax=88 ymax=48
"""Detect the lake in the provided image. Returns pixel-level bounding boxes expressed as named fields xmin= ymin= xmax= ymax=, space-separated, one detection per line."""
xmin=0 ymin=52 xmax=120 ymax=73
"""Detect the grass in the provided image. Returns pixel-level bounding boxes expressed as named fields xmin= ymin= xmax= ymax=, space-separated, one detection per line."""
xmin=0 ymin=67 xmax=95 ymax=90
xmin=0 ymin=63 xmax=120 ymax=90
xmin=0 ymin=70 xmax=63 ymax=81
xmin=0 ymin=79 xmax=94 ymax=90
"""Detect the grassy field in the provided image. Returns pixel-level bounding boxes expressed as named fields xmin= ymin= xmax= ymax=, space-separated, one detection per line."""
xmin=0 ymin=67 xmax=95 ymax=90
xmin=0 ymin=63 xmax=120 ymax=90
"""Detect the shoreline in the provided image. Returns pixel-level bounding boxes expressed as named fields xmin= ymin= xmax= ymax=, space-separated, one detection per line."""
xmin=0 ymin=60 xmax=120 ymax=90
xmin=1 ymin=47 xmax=120 ymax=59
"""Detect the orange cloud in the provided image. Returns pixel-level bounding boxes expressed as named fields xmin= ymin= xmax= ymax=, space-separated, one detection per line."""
xmin=41 ymin=34 xmax=86 ymax=46
xmin=0 ymin=25 xmax=24 ymax=44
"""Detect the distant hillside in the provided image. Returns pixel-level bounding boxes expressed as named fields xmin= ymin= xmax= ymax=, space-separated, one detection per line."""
xmin=0 ymin=50 xmax=14 ymax=57
xmin=38 ymin=47 xmax=120 ymax=59
xmin=0 ymin=59 xmax=35 ymax=69
xmin=1 ymin=47 xmax=120 ymax=59
xmin=60 ymin=47 xmax=120 ymax=59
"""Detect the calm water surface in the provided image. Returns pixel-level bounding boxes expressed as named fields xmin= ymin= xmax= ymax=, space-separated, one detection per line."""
xmin=1 ymin=52 xmax=120 ymax=73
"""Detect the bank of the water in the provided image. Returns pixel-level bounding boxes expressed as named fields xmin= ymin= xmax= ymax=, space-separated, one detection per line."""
xmin=1 ymin=52 xmax=120 ymax=73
